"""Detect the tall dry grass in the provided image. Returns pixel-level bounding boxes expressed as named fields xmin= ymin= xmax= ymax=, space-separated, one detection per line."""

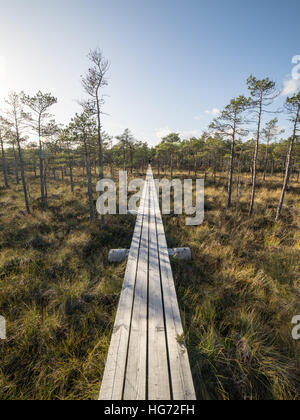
xmin=165 ymin=169 xmax=300 ymax=399
xmin=0 ymin=168 xmax=299 ymax=399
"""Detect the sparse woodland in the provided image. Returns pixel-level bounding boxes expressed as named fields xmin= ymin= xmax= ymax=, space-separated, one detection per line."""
xmin=0 ymin=50 xmax=300 ymax=400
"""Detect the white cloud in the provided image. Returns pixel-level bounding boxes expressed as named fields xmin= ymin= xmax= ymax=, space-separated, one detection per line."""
xmin=282 ymin=78 xmax=300 ymax=96
xmin=179 ymin=129 xmax=203 ymax=139
xmin=155 ymin=126 xmax=203 ymax=140
xmin=155 ymin=126 xmax=173 ymax=139
xmin=194 ymin=108 xmax=220 ymax=122
xmin=204 ymin=108 xmax=220 ymax=116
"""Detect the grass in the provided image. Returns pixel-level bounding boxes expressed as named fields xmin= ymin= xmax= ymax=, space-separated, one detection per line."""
xmin=0 ymin=169 xmax=299 ymax=400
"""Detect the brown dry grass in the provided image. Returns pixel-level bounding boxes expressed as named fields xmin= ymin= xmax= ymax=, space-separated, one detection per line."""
xmin=0 ymin=168 xmax=299 ymax=400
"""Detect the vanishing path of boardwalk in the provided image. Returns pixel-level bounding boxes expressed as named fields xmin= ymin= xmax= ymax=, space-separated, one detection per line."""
xmin=99 ymin=166 xmax=196 ymax=401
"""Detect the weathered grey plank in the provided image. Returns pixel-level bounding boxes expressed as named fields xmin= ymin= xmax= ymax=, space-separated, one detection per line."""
xmin=100 ymin=167 xmax=196 ymax=401
xmin=150 ymin=170 xmax=196 ymax=401
xmin=99 ymin=179 xmax=148 ymax=400
xmin=123 ymin=173 xmax=150 ymax=400
xmin=148 ymin=176 xmax=171 ymax=400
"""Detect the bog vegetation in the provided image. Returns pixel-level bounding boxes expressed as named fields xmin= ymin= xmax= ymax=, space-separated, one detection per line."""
xmin=0 ymin=49 xmax=299 ymax=400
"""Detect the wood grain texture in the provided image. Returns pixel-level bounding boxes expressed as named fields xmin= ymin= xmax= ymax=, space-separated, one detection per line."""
xmin=100 ymin=167 xmax=196 ymax=401
xmin=150 ymin=171 xmax=196 ymax=400
xmin=123 ymin=174 xmax=150 ymax=400
xmin=99 ymin=180 xmax=148 ymax=400
xmin=147 ymin=176 xmax=171 ymax=400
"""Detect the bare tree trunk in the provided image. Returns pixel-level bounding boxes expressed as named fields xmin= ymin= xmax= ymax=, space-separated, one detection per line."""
xmin=33 ymin=158 xmax=37 ymax=178
xmin=123 ymin=146 xmax=126 ymax=172
xmin=69 ymin=160 xmax=74 ymax=193
xmin=96 ymin=92 xmax=104 ymax=228
xmin=249 ymin=96 xmax=263 ymax=216
xmin=44 ymin=173 xmax=48 ymax=199
xmin=0 ymin=136 xmax=9 ymax=188
xmin=16 ymin=137 xmax=30 ymax=214
xmin=12 ymin=144 xmax=19 ymax=185
xmin=38 ymin=123 xmax=46 ymax=210
xmin=287 ymin=163 xmax=293 ymax=190
xmin=236 ymin=152 xmax=244 ymax=211
xmin=130 ymin=150 xmax=133 ymax=174
xmin=44 ymin=166 xmax=48 ymax=199
xmin=263 ymin=140 xmax=269 ymax=181
xmin=276 ymin=107 xmax=300 ymax=221
xmin=227 ymin=127 xmax=236 ymax=209
xmin=110 ymin=162 xmax=114 ymax=179
xmin=84 ymin=138 xmax=94 ymax=222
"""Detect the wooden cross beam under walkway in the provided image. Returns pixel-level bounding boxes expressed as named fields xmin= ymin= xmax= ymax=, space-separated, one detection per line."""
xmin=99 ymin=166 xmax=196 ymax=401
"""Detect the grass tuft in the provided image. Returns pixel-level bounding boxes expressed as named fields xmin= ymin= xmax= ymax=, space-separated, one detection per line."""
xmin=0 ymin=170 xmax=299 ymax=399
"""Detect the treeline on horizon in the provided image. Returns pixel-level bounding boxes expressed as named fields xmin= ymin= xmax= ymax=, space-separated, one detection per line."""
xmin=0 ymin=48 xmax=299 ymax=223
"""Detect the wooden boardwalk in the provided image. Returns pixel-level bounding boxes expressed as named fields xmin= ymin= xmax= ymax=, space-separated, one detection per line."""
xmin=99 ymin=167 xmax=196 ymax=401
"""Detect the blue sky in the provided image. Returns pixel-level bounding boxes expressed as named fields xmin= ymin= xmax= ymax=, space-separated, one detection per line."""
xmin=0 ymin=0 xmax=300 ymax=145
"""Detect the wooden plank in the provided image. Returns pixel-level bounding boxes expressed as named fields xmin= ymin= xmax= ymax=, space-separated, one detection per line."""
xmin=123 ymin=173 xmax=150 ymax=400
xmin=100 ymin=166 xmax=196 ymax=401
xmin=99 ymin=179 xmax=148 ymax=400
xmin=150 ymin=170 xmax=196 ymax=401
xmin=148 ymin=176 xmax=171 ymax=400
